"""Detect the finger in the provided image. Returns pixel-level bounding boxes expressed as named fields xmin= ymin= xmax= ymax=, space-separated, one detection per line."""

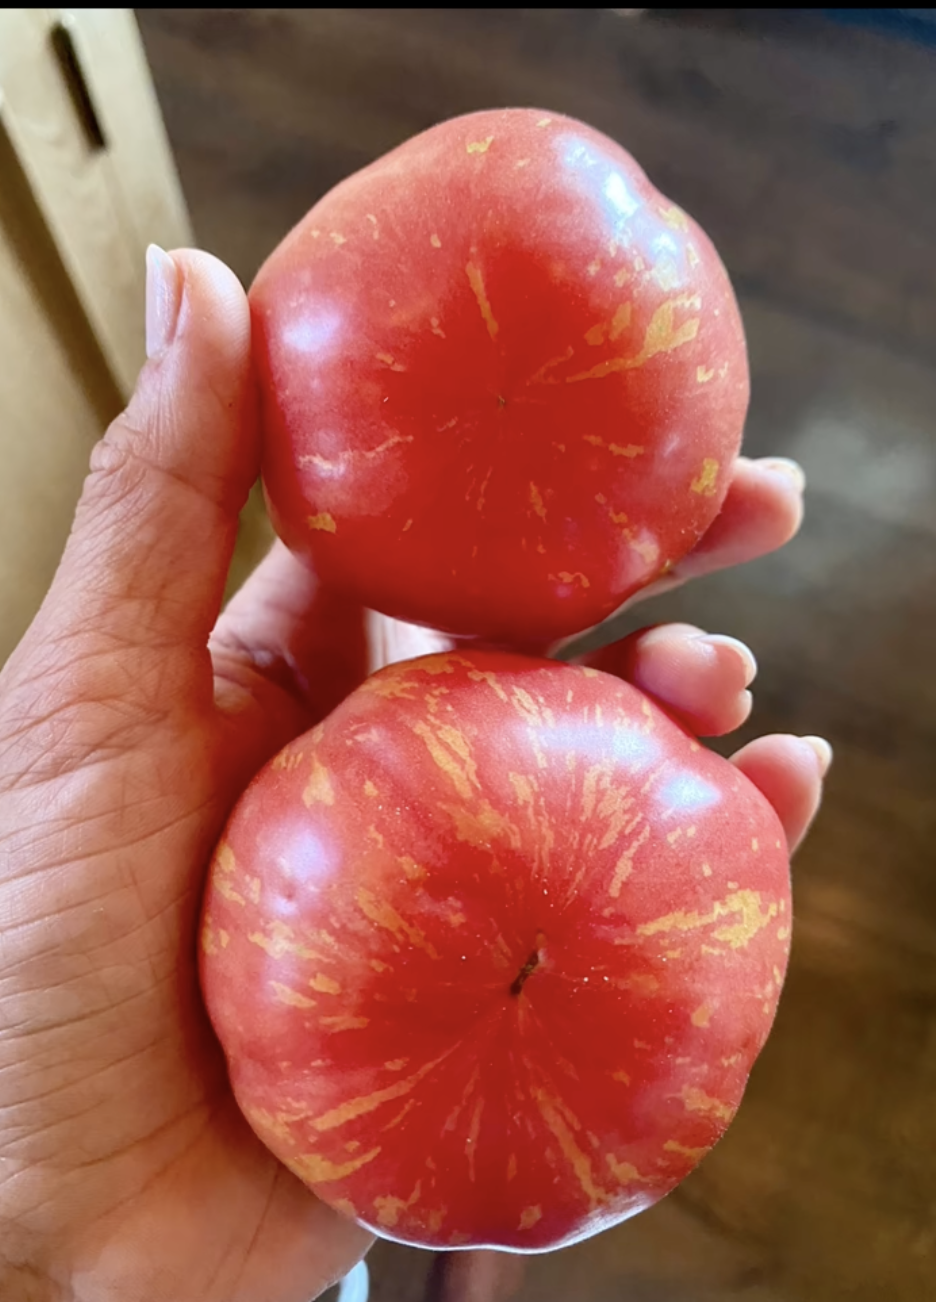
xmin=212 ymin=540 xmax=369 ymax=731
xmin=212 ymin=545 xmax=452 ymax=742
xmin=12 ymin=247 xmax=256 ymax=713
xmin=578 ymin=623 xmax=756 ymax=737
xmin=730 ymin=734 xmax=832 ymax=852
xmin=627 ymin=455 xmax=805 ymax=606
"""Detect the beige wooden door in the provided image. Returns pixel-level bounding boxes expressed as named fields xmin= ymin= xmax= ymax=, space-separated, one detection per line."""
xmin=0 ymin=8 xmax=191 ymax=664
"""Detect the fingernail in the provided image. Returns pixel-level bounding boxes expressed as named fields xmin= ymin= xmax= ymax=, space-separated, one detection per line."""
xmin=699 ymin=633 xmax=757 ymax=686
xmin=145 ymin=244 xmax=181 ymax=360
xmin=761 ymin=457 xmax=806 ymax=493
xmin=802 ymin=735 xmax=833 ymax=776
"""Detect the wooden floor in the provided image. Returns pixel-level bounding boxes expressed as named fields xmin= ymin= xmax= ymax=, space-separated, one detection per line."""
xmin=137 ymin=10 xmax=936 ymax=1301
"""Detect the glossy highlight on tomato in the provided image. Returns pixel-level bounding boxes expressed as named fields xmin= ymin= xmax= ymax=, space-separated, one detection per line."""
xmin=251 ymin=108 xmax=750 ymax=646
xmin=200 ymin=652 xmax=791 ymax=1252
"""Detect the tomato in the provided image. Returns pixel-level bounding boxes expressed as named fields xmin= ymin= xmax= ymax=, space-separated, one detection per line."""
xmin=200 ymin=652 xmax=790 ymax=1252
xmin=250 ymin=107 xmax=749 ymax=647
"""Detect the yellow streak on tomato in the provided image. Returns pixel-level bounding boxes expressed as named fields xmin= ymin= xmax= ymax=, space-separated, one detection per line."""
xmin=565 ymin=297 xmax=702 ymax=382
xmin=614 ymin=266 xmax=630 ymax=287
xmin=587 ymin=258 xmax=602 ymax=276
xmin=608 ymin=823 xmax=651 ymax=898
xmin=687 ymin=244 xmax=701 ymax=266
xmin=465 ymin=1096 xmax=484 ymax=1183
xmin=690 ymin=458 xmax=720 ymax=496
xmin=201 ymin=924 xmax=218 ymax=956
xmin=466 ymin=136 xmax=494 ymax=153
xmin=246 ymin=1104 xmax=296 ymax=1142
xmin=610 ymin=302 xmax=633 ymax=340
xmin=248 ymin=924 xmax=327 ymax=962
xmin=664 ymin=1138 xmax=708 ymax=1159
xmin=313 ymin=1057 xmax=445 ymax=1132
xmin=585 ymin=321 xmax=607 ymax=346
xmin=272 ymin=749 xmax=305 ymax=771
xmin=638 ymin=889 xmax=778 ymax=951
xmin=529 ymin=483 xmax=547 ymax=520
xmin=659 ymin=204 xmax=690 ymax=231
xmin=679 ymin=1086 xmax=733 ymax=1121
xmin=442 ymin=799 xmax=522 ymax=852
xmin=356 ymin=887 xmax=441 ymax=960
xmin=385 ymin=1058 xmax=409 ymax=1072
xmin=583 ymin=434 xmax=644 ymax=458
xmin=612 ymin=1069 xmax=631 ymax=1085
xmin=215 ymin=878 xmax=246 ymax=906
xmin=528 ymin=346 xmax=575 ymax=385
xmin=308 ymin=512 xmax=337 ymax=533
xmin=508 ymin=772 xmax=538 ymax=805
xmin=376 ymin=352 xmax=406 ymax=372
xmin=303 ymin=757 xmax=335 ymax=807
xmin=652 ymin=256 xmax=682 ymax=292
xmin=364 ymin=675 xmax=420 ymax=700
xmin=269 ymin=981 xmax=318 ymax=1009
xmin=532 ymin=1087 xmax=607 ymax=1208
xmin=691 ymin=1003 xmax=713 ymax=1027
xmin=515 ymin=157 xmax=531 ymax=168
xmin=374 ymin=1180 xmax=423 ymax=1227
xmin=507 ymin=1153 xmax=518 ymax=1182
xmin=606 ymin=1155 xmax=651 ymax=1184
xmin=412 ymin=719 xmax=479 ymax=800
xmin=320 ymin=1015 xmax=370 ymax=1031
xmin=290 ymin=1148 xmax=381 ymax=1184
xmin=430 ymin=233 xmax=442 ymax=248
xmin=216 ymin=843 xmax=236 ymax=874
xmin=536 ymin=116 xmax=552 ymax=127
xmin=612 ymin=971 xmax=660 ymax=994
xmin=465 ymin=261 xmax=499 ymax=339
xmin=553 ymin=570 xmax=591 ymax=589
xmin=385 ymin=1098 xmax=418 ymax=1131
xmin=310 ymin=973 xmax=341 ymax=995
xmin=363 ymin=779 xmax=378 ymax=797
xmin=398 ymin=854 xmax=427 ymax=882
xmin=697 ymin=364 xmax=715 ymax=383
xmin=518 ymin=1205 xmax=543 ymax=1230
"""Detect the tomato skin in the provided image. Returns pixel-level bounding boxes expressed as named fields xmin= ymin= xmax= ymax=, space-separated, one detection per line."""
xmin=251 ymin=108 xmax=749 ymax=646
xmin=201 ymin=652 xmax=790 ymax=1253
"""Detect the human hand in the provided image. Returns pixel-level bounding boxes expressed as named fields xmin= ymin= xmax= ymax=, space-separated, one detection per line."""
xmin=0 ymin=248 xmax=827 ymax=1302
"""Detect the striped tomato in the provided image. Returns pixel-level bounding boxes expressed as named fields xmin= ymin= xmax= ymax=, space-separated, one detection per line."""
xmin=200 ymin=651 xmax=790 ymax=1252
xmin=250 ymin=107 xmax=748 ymax=646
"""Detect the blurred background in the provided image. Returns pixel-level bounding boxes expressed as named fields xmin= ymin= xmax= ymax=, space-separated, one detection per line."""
xmin=2 ymin=8 xmax=935 ymax=1301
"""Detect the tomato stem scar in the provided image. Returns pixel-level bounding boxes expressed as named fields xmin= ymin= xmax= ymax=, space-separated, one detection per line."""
xmin=510 ymin=946 xmax=541 ymax=996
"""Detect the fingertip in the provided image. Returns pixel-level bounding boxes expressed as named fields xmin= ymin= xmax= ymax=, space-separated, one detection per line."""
xmin=801 ymin=734 xmax=833 ymax=777
xmin=731 ymin=733 xmax=828 ymax=852
xmin=583 ymin=624 xmax=756 ymax=737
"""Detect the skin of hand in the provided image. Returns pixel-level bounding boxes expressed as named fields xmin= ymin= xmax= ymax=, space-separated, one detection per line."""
xmin=0 ymin=249 xmax=829 ymax=1302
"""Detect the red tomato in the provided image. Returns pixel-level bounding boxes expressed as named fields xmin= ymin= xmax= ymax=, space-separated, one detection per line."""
xmin=201 ymin=652 xmax=790 ymax=1252
xmin=250 ymin=108 xmax=749 ymax=647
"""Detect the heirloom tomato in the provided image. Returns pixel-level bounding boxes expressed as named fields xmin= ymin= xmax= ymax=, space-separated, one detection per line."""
xmin=201 ymin=652 xmax=790 ymax=1252
xmin=250 ymin=108 xmax=749 ymax=646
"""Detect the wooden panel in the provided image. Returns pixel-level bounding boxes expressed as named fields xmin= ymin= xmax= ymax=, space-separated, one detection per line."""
xmin=0 ymin=8 xmax=191 ymax=397
xmin=0 ymin=115 xmax=121 ymax=663
xmin=0 ymin=8 xmax=192 ymax=661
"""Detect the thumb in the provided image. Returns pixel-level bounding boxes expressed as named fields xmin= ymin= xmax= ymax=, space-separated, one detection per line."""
xmin=6 ymin=247 xmax=256 ymax=720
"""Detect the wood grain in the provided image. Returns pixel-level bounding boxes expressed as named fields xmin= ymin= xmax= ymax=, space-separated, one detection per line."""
xmin=135 ymin=10 xmax=936 ymax=1301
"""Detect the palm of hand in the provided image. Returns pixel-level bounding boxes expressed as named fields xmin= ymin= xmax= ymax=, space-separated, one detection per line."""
xmin=0 ymin=251 xmax=821 ymax=1302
